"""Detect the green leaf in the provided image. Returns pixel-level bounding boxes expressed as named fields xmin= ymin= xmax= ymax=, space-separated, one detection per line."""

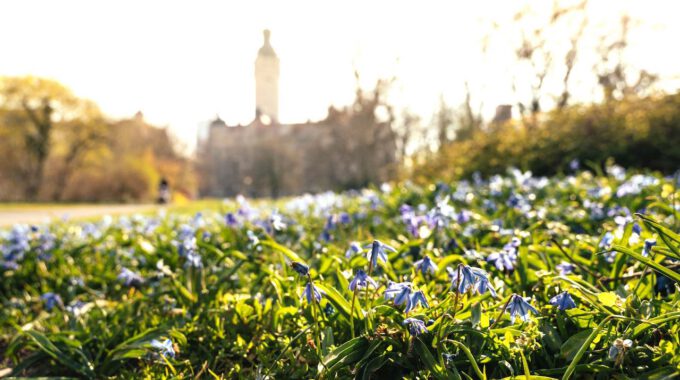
xmin=611 ymin=245 xmax=680 ymax=283
xmin=106 ymin=327 xmax=165 ymax=362
xmin=320 ymin=336 xmax=369 ymax=376
xmin=259 ymin=239 xmax=306 ymax=264
xmin=562 ymin=317 xmax=612 ymax=380
xmin=596 ymin=292 xmax=618 ymax=308
xmin=359 ymin=354 xmax=392 ymax=380
xmin=315 ymin=283 xmax=363 ymax=321
xmin=22 ymin=330 xmax=94 ymax=377
xmin=630 ymin=311 xmax=680 ymax=338
xmin=636 ymin=213 xmax=680 ymax=245
xmin=560 ymin=329 xmax=593 ymax=361
xmin=413 ymin=338 xmax=450 ymax=380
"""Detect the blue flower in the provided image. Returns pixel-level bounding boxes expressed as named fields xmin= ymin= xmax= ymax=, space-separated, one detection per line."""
xmin=642 ymin=238 xmax=656 ymax=257
xmin=291 ymin=261 xmax=309 ymax=276
xmin=41 ymin=292 xmax=63 ymax=311
xmin=118 ymin=267 xmax=144 ymax=287
xmin=345 ymin=242 xmax=363 ymax=258
xmin=405 ymin=290 xmax=429 ymax=313
xmin=449 ymin=264 xmax=476 ymax=294
xmin=599 ymin=232 xmax=614 ymax=249
xmin=507 ymin=294 xmax=539 ymax=323
xmin=364 ymin=240 xmax=396 ymax=267
xmin=414 ymin=256 xmax=438 ymax=275
xmin=555 ymin=261 xmax=575 ymax=275
xmin=348 ymin=269 xmax=377 ymax=291
xmin=301 ymin=283 xmax=324 ymax=303
xmin=177 ymin=236 xmax=198 ymax=258
xmin=384 ymin=281 xmax=411 ymax=302
xmin=450 ymin=265 xmax=497 ymax=297
xmin=486 ymin=249 xmax=517 ymax=271
xmin=339 ymin=212 xmax=352 ymax=225
xmin=393 ymin=286 xmax=413 ymax=307
xmin=632 ymin=223 xmax=642 ymax=235
xmin=270 ymin=211 xmax=286 ymax=231
xmin=473 ymin=270 xmax=497 ymax=298
xmin=1 ymin=225 xmax=30 ymax=268
xmin=384 ymin=281 xmax=413 ymax=307
xmin=225 ymin=212 xmax=239 ymax=227
xmin=569 ymin=159 xmax=580 ymax=171
xmin=66 ymin=300 xmax=88 ymax=316
xmin=246 ymin=230 xmax=259 ymax=245
xmin=549 ymin=291 xmax=576 ymax=311
xmin=184 ymin=250 xmax=203 ymax=269
xmin=150 ymin=339 xmax=176 ymax=359
xmin=403 ymin=318 xmax=428 ymax=337
xmin=656 ymin=274 xmax=675 ymax=296
xmin=608 ymin=338 xmax=632 ymax=361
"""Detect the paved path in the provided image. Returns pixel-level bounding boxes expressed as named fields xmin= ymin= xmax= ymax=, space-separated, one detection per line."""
xmin=0 ymin=204 xmax=155 ymax=227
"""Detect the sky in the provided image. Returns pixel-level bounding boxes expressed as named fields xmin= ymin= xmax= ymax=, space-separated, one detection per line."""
xmin=1 ymin=0 xmax=679 ymax=151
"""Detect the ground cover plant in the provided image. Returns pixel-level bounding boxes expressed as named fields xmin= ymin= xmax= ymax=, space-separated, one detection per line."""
xmin=1 ymin=165 xmax=680 ymax=379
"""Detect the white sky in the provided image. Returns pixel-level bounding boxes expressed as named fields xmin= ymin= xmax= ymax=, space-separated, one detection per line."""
xmin=1 ymin=0 xmax=679 ymax=151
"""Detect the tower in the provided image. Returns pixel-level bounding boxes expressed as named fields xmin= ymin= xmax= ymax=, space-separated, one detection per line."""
xmin=254 ymin=29 xmax=279 ymax=122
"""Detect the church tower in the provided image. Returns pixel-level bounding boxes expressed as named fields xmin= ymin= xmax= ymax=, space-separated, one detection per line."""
xmin=254 ymin=29 xmax=279 ymax=122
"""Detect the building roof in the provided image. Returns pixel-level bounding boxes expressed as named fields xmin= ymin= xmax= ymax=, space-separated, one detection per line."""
xmin=257 ymin=29 xmax=277 ymax=57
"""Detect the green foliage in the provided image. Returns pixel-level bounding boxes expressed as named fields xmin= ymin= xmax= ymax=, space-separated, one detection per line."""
xmin=1 ymin=171 xmax=680 ymax=378
xmin=420 ymin=93 xmax=680 ymax=181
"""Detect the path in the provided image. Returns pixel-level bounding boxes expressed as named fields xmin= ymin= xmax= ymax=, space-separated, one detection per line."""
xmin=0 ymin=204 xmax=155 ymax=227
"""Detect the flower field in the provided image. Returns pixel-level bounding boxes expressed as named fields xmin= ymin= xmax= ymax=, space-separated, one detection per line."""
xmin=2 ymin=168 xmax=680 ymax=379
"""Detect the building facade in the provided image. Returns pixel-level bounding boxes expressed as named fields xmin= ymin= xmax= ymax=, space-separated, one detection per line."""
xmin=197 ymin=30 xmax=397 ymax=198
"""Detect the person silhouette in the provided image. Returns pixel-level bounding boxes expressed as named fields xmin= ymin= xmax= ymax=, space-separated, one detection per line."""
xmin=157 ymin=178 xmax=170 ymax=204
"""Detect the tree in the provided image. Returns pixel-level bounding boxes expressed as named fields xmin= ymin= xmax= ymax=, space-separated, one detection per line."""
xmin=595 ymin=14 xmax=658 ymax=102
xmin=510 ymin=0 xmax=588 ymax=118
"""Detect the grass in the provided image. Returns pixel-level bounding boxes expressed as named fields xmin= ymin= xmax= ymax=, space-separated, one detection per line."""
xmin=1 ymin=168 xmax=679 ymax=378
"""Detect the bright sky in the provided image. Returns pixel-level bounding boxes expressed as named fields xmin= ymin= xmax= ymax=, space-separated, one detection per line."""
xmin=2 ymin=0 xmax=679 ymax=151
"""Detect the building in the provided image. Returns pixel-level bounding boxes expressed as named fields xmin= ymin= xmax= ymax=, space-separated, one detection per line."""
xmin=197 ymin=30 xmax=397 ymax=198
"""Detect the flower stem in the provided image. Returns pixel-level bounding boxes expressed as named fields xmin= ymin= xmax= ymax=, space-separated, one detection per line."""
xmin=307 ymin=275 xmax=322 ymax=358
xmin=364 ymin=263 xmax=374 ymax=335
xmin=451 ymin=264 xmax=462 ymax=320
xmin=489 ymin=294 xmax=513 ymax=330
xmin=350 ymin=288 xmax=357 ymax=338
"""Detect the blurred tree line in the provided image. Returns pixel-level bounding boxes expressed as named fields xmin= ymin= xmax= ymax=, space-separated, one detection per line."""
xmin=401 ymin=0 xmax=680 ymax=182
xmin=416 ymin=93 xmax=680 ymax=182
xmin=0 ymin=76 xmax=195 ymax=202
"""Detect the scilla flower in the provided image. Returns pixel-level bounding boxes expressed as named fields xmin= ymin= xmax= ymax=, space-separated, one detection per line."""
xmin=118 ymin=267 xmax=144 ymax=287
xmin=41 ymin=292 xmax=63 ymax=311
xmin=270 ymin=211 xmax=286 ymax=231
xmin=291 ymin=261 xmax=309 ymax=276
xmin=301 ymin=283 xmax=324 ymax=303
xmin=345 ymin=242 xmax=363 ymax=259
xmin=508 ymin=294 xmax=539 ymax=323
xmin=403 ymin=318 xmax=428 ymax=337
xmin=608 ymin=338 xmax=632 ymax=364
xmin=549 ymin=291 xmax=576 ymax=311
xmin=405 ymin=290 xmax=429 ymax=313
xmin=150 ymin=339 xmax=176 ymax=359
xmin=555 ymin=261 xmax=575 ymax=275
xmin=641 ymin=238 xmax=656 ymax=257
xmin=486 ymin=249 xmax=517 ymax=271
xmin=474 ymin=272 xmax=498 ymax=298
xmin=449 ymin=264 xmax=476 ymax=294
xmin=364 ymin=240 xmax=397 ymax=267
xmin=414 ymin=255 xmax=438 ymax=275
xmin=384 ymin=281 xmax=411 ymax=302
xmin=348 ymin=269 xmax=377 ymax=291
xmin=385 ymin=282 xmax=412 ymax=305
xmin=599 ymin=232 xmax=614 ymax=249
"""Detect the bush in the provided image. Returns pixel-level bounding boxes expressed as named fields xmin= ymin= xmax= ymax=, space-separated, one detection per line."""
xmin=419 ymin=93 xmax=680 ymax=182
